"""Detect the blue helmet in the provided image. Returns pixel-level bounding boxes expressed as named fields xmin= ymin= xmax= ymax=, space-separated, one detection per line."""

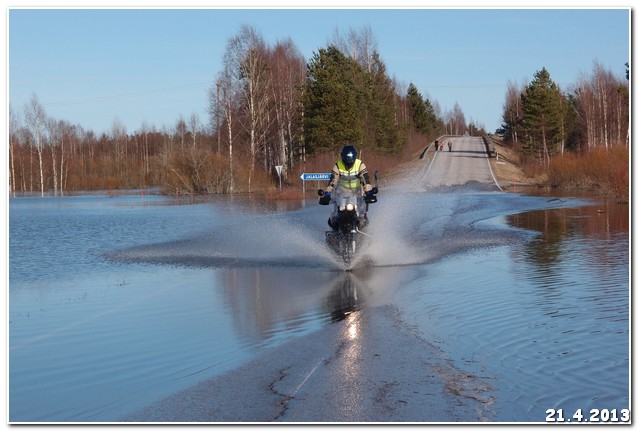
xmin=341 ymin=145 xmax=357 ymax=168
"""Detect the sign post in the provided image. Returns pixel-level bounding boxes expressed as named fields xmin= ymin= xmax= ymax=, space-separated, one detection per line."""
xmin=299 ymin=173 xmax=331 ymax=181
xmin=299 ymin=173 xmax=331 ymax=197
xmin=275 ymin=165 xmax=283 ymax=189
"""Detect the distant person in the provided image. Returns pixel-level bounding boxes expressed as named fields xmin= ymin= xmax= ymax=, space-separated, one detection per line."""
xmin=374 ymin=170 xmax=379 ymax=187
xmin=448 ymin=141 xmax=452 ymax=152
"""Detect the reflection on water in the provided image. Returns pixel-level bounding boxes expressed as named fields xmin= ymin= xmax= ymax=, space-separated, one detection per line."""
xmin=396 ymin=200 xmax=629 ymax=422
xmin=325 ymin=272 xmax=364 ymax=322
xmin=509 ymin=201 xmax=629 ymax=270
xmin=8 ymin=191 xmax=389 ymax=421
xmin=217 ymin=266 xmax=388 ymax=348
xmin=510 ymin=202 xmax=629 ymax=321
xmin=217 ymin=268 xmax=369 ymax=347
xmin=9 ymin=193 xmax=629 ymax=422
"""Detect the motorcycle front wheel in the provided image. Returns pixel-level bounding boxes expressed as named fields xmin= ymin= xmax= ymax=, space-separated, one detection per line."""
xmin=342 ymin=231 xmax=356 ymax=266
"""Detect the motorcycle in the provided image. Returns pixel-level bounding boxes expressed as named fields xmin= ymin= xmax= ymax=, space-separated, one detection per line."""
xmin=318 ymin=184 xmax=378 ymax=267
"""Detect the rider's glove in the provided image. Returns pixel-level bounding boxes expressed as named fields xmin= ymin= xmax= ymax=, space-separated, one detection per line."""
xmin=319 ymin=191 xmax=331 ymax=205
xmin=365 ymin=190 xmax=374 ymax=197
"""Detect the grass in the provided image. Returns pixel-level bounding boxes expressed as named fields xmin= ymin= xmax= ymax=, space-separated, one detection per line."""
xmin=539 ymin=146 xmax=629 ymax=202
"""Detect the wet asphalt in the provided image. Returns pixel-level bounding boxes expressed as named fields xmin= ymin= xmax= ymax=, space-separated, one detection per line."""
xmin=122 ymin=303 xmax=492 ymax=423
xmin=122 ymin=137 xmax=497 ymax=423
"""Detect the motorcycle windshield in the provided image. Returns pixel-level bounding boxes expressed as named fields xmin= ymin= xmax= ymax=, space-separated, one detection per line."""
xmin=334 ymin=185 xmax=364 ymax=210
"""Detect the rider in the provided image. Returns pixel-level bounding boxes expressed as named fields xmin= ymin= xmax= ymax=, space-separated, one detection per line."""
xmin=320 ymin=145 xmax=374 ymax=230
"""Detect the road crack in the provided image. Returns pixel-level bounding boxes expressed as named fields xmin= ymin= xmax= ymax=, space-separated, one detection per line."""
xmin=268 ymin=366 xmax=294 ymax=421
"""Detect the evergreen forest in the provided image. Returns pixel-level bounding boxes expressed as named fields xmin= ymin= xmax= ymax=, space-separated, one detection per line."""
xmin=499 ymin=63 xmax=629 ymax=200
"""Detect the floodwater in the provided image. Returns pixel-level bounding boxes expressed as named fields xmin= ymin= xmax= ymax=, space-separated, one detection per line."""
xmin=8 ymin=188 xmax=629 ymax=422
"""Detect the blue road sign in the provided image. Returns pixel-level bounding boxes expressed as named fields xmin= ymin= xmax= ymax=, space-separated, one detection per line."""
xmin=300 ymin=173 xmax=331 ymax=181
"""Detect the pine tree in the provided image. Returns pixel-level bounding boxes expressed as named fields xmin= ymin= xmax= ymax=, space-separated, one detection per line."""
xmin=328 ymin=25 xmax=403 ymax=154
xmin=407 ymin=83 xmax=436 ymax=135
xmin=302 ymin=45 xmax=363 ymax=153
xmin=364 ymin=52 xmax=402 ymax=153
xmin=521 ymin=67 xmax=567 ymax=165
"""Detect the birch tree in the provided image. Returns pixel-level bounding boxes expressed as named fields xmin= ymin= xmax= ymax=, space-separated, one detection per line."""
xmin=140 ymin=121 xmax=152 ymax=179
xmin=451 ymin=103 xmax=467 ymax=135
xmin=212 ymin=58 xmax=240 ymax=193
xmin=269 ymin=38 xmax=305 ymax=178
xmin=110 ymin=118 xmax=127 ymax=182
xmin=9 ymin=106 xmax=19 ymax=197
xmin=595 ymin=62 xmax=610 ymax=149
xmin=24 ymin=94 xmax=47 ymax=197
xmin=574 ymin=75 xmax=596 ymax=149
xmin=47 ymin=119 xmax=60 ymax=195
xmin=573 ymin=62 xmax=627 ymax=150
xmin=59 ymin=121 xmax=78 ymax=194
xmin=331 ymin=24 xmax=377 ymax=73
xmin=189 ymin=113 xmax=200 ymax=151
xmin=227 ymin=24 xmax=272 ymax=192
xmin=501 ymin=81 xmax=523 ymax=144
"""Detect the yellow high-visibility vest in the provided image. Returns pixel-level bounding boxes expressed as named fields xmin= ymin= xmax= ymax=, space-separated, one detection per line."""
xmin=336 ymin=159 xmax=363 ymax=189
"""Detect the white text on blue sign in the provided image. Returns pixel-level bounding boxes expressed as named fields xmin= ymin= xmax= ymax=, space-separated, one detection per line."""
xmin=300 ymin=173 xmax=331 ymax=181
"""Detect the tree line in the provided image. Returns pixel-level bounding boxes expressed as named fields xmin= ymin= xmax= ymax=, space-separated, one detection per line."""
xmin=499 ymin=62 xmax=629 ymax=166
xmin=10 ymin=25 xmax=468 ymax=197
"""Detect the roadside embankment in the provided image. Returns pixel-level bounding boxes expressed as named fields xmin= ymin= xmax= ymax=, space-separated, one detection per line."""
xmin=484 ymin=135 xmax=540 ymax=192
xmin=485 ymin=135 xmax=629 ymax=202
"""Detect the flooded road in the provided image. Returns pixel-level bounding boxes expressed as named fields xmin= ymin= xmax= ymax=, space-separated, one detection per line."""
xmin=9 ymin=137 xmax=629 ymax=422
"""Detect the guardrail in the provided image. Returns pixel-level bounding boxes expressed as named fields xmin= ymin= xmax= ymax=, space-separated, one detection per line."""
xmin=482 ymin=134 xmax=496 ymax=158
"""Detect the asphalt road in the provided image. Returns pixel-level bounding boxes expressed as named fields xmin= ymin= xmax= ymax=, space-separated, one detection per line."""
xmin=123 ymin=136 xmax=500 ymax=423
xmin=415 ymin=136 xmax=502 ymax=191
xmin=124 ymin=304 xmax=493 ymax=423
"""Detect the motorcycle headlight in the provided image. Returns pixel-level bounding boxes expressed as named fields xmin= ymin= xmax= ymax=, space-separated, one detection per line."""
xmin=345 ymin=203 xmax=355 ymax=212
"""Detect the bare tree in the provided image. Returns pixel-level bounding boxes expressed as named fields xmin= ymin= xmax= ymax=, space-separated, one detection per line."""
xmin=175 ymin=117 xmax=187 ymax=151
xmin=9 ymin=105 xmax=19 ymax=197
xmin=140 ymin=121 xmax=152 ymax=179
xmin=24 ymin=94 xmax=47 ymax=197
xmin=331 ymin=24 xmax=378 ymax=73
xmin=575 ymin=74 xmax=596 ymax=149
xmin=227 ymin=24 xmax=272 ymax=192
xmin=269 ymin=38 xmax=305 ymax=178
xmin=19 ymin=126 xmax=32 ymax=193
xmin=208 ymin=82 xmax=223 ymax=155
xmin=392 ymin=78 xmax=411 ymax=133
xmin=451 ymin=102 xmax=466 ymax=135
xmin=110 ymin=118 xmax=127 ymax=181
xmin=188 ymin=113 xmax=200 ymax=150
xmin=214 ymin=63 xmax=240 ymax=193
xmin=502 ymin=81 xmax=523 ymax=144
xmin=59 ymin=121 xmax=76 ymax=195
xmin=575 ymin=61 xmax=628 ymax=150
xmin=47 ymin=119 xmax=60 ymax=195
xmin=594 ymin=63 xmax=610 ymax=149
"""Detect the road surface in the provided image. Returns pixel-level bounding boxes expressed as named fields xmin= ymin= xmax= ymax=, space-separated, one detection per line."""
xmin=123 ymin=136 xmax=501 ymax=423
xmin=414 ymin=136 xmax=501 ymax=191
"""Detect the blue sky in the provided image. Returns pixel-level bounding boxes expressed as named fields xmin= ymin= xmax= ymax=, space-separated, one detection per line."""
xmin=7 ymin=6 xmax=630 ymax=135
